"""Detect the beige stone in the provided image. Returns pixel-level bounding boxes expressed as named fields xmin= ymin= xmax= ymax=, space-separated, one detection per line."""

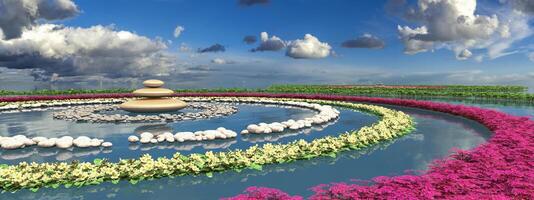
xmin=120 ymin=98 xmax=187 ymax=112
xmin=120 ymin=79 xmax=188 ymax=113
xmin=133 ymin=88 xmax=174 ymax=97
xmin=143 ymin=79 xmax=164 ymax=88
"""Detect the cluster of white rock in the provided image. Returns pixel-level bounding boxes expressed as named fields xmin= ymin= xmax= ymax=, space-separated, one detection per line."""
xmin=241 ymin=102 xmax=339 ymax=134
xmin=0 ymin=135 xmax=112 ymax=150
xmin=0 ymin=99 xmax=125 ymax=113
xmin=52 ymin=103 xmax=238 ymax=123
xmin=128 ymin=127 xmax=238 ymax=144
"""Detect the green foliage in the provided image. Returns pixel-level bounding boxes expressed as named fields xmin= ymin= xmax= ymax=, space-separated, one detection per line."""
xmin=1 ymin=84 xmax=531 ymax=101
xmin=264 ymin=85 xmax=534 ymax=101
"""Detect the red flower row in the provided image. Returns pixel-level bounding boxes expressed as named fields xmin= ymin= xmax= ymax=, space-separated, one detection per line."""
xmin=2 ymin=92 xmax=533 ymax=199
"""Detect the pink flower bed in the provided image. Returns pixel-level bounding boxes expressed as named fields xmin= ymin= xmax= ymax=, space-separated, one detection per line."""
xmin=2 ymin=92 xmax=533 ymax=199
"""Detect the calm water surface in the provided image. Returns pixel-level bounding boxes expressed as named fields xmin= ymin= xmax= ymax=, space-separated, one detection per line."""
xmin=0 ymin=101 xmax=497 ymax=199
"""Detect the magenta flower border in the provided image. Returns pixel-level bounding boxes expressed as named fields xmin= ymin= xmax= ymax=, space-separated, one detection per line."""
xmin=2 ymin=92 xmax=533 ymax=199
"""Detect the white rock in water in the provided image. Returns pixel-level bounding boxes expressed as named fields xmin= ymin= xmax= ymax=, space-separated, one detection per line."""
xmin=128 ymin=135 xmax=140 ymax=143
xmin=150 ymin=139 xmax=158 ymax=144
xmin=60 ymin=136 xmax=74 ymax=141
xmin=255 ymin=126 xmax=266 ymax=134
xmin=165 ymin=135 xmax=175 ymax=143
xmin=241 ymin=130 xmax=249 ymax=134
xmin=1 ymin=138 xmax=24 ymax=150
xmin=32 ymin=136 xmax=48 ymax=143
xmin=246 ymin=124 xmax=259 ymax=132
xmin=140 ymin=132 xmax=154 ymax=139
xmin=22 ymin=138 xmax=36 ymax=146
xmin=216 ymin=127 xmax=226 ymax=132
xmin=74 ymin=136 xmax=92 ymax=148
xmin=270 ymin=124 xmax=284 ymax=132
xmin=263 ymin=127 xmax=272 ymax=134
xmin=38 ymin=139 xmax=56 ymax=147
xmin=56 ymin=137 xmax=73 ymax=149
xmin=223 ymin=130 xmax=237 ymax=137
xmin=101 ymin=142 xmax=112 ymax=147
xmin=312 ymin=118 xmax=324 ymax=124
xmin=206 ymin=134 xmax=216 ymax=140
xmin=289 ymin=124 xmax=300 ymax=130
xmin=204 ymin=130 xmax=218 ymax=140
xmin=156 ymin=136 xmax=165 ymax=142
xmin=140 ymin=137 xmax=151 ymax=144
xmin=12 ymin=135 xmax=27 ymax=141
xmin=218 ymin=133 xmax=227 ymax=139
xmin=90 ymin=139 xmax=101 ymax=147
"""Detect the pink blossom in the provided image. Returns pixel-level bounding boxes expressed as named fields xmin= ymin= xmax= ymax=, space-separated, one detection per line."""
xmin=3 ymin=92 xmax=533 ymax=199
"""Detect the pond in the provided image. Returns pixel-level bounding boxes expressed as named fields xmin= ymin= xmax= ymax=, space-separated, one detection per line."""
xmin=0 ymin=100 xmax=497 ymax=199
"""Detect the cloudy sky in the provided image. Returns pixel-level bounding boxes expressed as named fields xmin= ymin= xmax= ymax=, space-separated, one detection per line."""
xmin=0 ymin=0 xmax=533 ymax=90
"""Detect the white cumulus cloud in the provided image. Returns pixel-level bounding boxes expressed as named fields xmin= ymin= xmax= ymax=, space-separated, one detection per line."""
xmin=0 ymin=0 xmax=79 ymax=40
xmin=286 ymin=34 xmax=331 ymax=59
xmin=251 ymin=32 xmax=286 ymax=52
xmin=173 ymin=25 xmax=184 ymax=38
xmin=0 ymin=24 xmax=175 ymax=77
xmin=397 ymin=0 xmax=533 ymax=60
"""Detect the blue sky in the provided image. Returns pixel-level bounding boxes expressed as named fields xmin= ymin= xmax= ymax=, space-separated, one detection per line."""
xmin=0 ymin=0 xmax=533 ymax=90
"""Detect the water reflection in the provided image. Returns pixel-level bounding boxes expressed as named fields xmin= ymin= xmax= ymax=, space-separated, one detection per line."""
xmin=0 ymin=146 xmax=112 ymax=161
xmin=1 ymin=105 xmax=493 ymax=199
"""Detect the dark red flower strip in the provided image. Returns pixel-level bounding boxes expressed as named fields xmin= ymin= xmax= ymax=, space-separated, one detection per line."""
xmin=0 ymin=93 xmax=133 ymax=102
xmin=1 ymin=92 xmax=533 ymax=199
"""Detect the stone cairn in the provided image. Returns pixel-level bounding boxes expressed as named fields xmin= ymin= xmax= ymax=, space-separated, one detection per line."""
xmin=120 ymin=79 xmax=187 ymax=112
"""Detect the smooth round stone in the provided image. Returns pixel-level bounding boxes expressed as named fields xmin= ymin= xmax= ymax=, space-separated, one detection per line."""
xmin=150 ymin=139 xmax=158 ymax=144
xmin=74 ymin=136 xmax=92 ymax=148
xmin=22 ymin=138 xmax=36 ymax=146
xmin=101 ymin=142 xmax=113 ymax=147
xmin=38 ymin=139 xmax=56 ymax=148
xmin=128 ymin=135 xmax=140 ymax=143
xmin=120 ymin=98 xmax=187 ymax=113
xmin=241 ymin=130 xmax=249 ymax=134
xmin=140 ymin=137 xmax=151 ymax=144
xmin=132 ymin=88 xmax=174 ymax=97
xmin=32 ymin=136 xmax=48 ymax=143
xmin=56 ymin=138 xmax=73 ymax=149
xmin=90 ymin=139 xmax=102 ymax=147
xmin=140 ymin=132 xmax=154 ymax=139
xmin=223 ymin=130 xmax=237 ymax=137
xmin=1 ymin=138 xmax=24 ymax=150
xmin=143 ymin=79 xmax=164 ymax=88
xmin=165 ymin=136 xmax=175 ymax=143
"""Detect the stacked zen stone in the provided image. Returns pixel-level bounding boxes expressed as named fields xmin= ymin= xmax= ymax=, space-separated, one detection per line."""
xmin=120 ymin=79 xmax=188 ymax=113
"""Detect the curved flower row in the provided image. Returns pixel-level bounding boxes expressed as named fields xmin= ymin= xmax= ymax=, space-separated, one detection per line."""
xmin=0 ymin=97 xmax=414 ymax=192
xmin=213 ymin=93 xmax=533 ymax=200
